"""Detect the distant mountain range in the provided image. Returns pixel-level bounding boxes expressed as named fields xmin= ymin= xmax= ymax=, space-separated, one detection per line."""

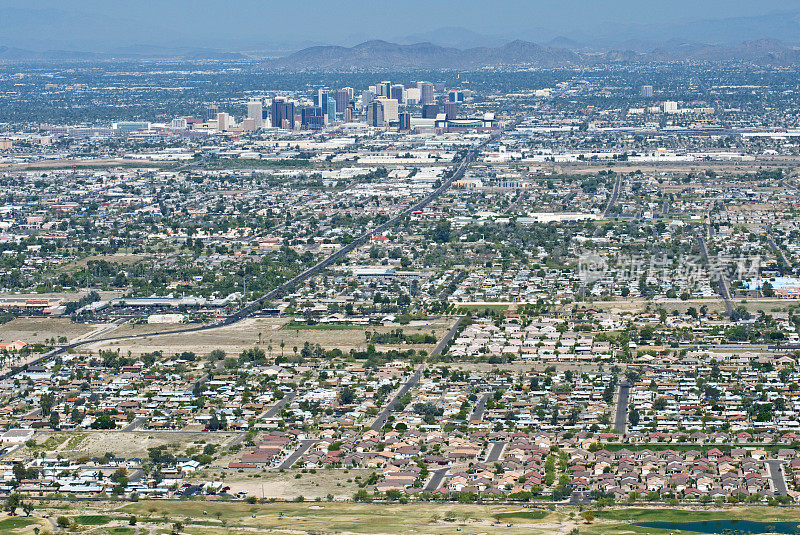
xmin=269 ymin=40 xmax=580 ymax=70
xmin=266 ymin=38 xmax=800 ymax=70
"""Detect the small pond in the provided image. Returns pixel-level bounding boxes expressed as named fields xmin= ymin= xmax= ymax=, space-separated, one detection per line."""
xmin=635 ymin=520 xmax=800 ymax=534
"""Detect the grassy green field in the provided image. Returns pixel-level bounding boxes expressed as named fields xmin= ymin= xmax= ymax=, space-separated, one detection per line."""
xmin=0 ymin=517 xmax=39 ymax=530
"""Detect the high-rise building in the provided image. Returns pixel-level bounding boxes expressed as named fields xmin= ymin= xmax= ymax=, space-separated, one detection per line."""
xmin=390 ymin=84 xmax=404 ymax=104
xmin=366 ymin=100 xmax=385 ymax=127
xmin=422 ymin=103 xmax=440 ymax=119
xmin=271 ymin=98 xmax=295 ymax=130
xmin=361 ymin=90 xmax=375 ymax=108
xmin=448 ymin=90 xmax=465 ymax=102
xmin=335 ymin=90 xmax=351 ymax=117
xmin=419 ymin=82 xmax=435 ymax=105
xmin=343 ymin=107 xmax=353 ymax=122
xmin=377 ymin=98 xmax=399 ymax=123
xmin=326 ymin=97 xmax=336 ymax=124
xmin=216 ymin=112 xmax=230 ymax=131
xmin=640 ymin=85 xmax=654 ymax=98
xmin=399 ymin=112 xmax=411 ymax=131
xmin=444 ymin=102 xmax=458 ymax=120
xmin=301 ymin=107 xmax=324 ymax=130
xmin=247 ymin=99 xmax=263 ymax=128
xmin=206 ymin=103 xmax=218 ymax=121
xmin=663 ymin=101 xmax=678 ymax=114
xmin=379 ymin=81 xmax=391 ymax=98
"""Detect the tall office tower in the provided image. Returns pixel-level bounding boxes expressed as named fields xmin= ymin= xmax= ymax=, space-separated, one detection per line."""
xmin=247 ymin=99 xmax=263 ymax=128
xmin=378 ymin=81 xmax=391 ymax=97
xmin=206 ymin=103 xmax=218 ymax=121
xmin=419 ymin=82 xmax=435 ymax=105
xmin=422 ymin=103 xmax=440 ymax=119
xmin=343 ymin=107 xmax=353 ymax=122
xmin=335 ymin=90 xmax=351 ymax=117
xmin=448 ymin=90 xmax=464 ymax=102
xmin=404 ymin=87 xmax=421 ymax=104
xmin=663 ymin=101 xmax=678 ymax=114
xmin=377 ymin=98 xmax=399 ymax=123
xmin=444 ymin=102 xmax=458 ymax=120
xmin=301 ymin=107 xmax=324 ymax=130
xmin=640 ymin=85 xmax=654 ymax=98
xmin=326 ymin=97 xmax=336 ymax=124
xmin=399 ymin=112 xmax=411 ymax=131
xmin=271 ymin=98 xmax=295 ymax=130
xmin=216 ymin=112 xmax=230 ymax=131
xmin=390 ymin=84 xmax=404 ymax=104
xmin=366 ymin=100 xmax=385 ymax=127
xmin=361 ymin=90 xmax=375 ymax=108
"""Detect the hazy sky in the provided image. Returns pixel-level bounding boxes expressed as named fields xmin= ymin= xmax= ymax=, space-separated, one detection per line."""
xmin=1 ymin=0 xmax=799 ymax=50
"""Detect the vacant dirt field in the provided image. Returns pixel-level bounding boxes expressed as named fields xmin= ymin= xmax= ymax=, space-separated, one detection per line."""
xmin=81 ymin=317 xmax=458 ymax=357
xmin=0 ymin=317 xmax=96 ymax=344
xmin=19 ymin=431 xmax=233 ymax=461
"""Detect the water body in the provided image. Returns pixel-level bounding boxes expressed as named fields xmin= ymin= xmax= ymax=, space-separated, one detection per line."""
xmin=635 ymin=520 xmax=800 ymax=534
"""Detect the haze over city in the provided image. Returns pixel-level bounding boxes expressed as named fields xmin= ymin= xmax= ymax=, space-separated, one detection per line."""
xmin=3 ymin=1 xmax=800 ymax=534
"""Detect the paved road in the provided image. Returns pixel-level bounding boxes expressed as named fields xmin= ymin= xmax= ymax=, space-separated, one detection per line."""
xmin=371 ymin=366 xmax=423 ymax=431
xmin=122 ymin=417 xmax=146 ymax=432
xmin=765 ymin=227 xmax=792 ymax=275
xmin=424 ymin=468 xmax=449 ymax=492
xmin=696 ymin=233 xmax=734 ymax=316
xmin=614 ymin=379 xmax=630 ymax=434
xmin=603 ymin=173 xmax=623 ymax=217
xmin=766 ymin=460 xmax=788 ymax=495
xmin=430 ymin=316 xmax=465 ymax=357
xmin=262 ymin=392 xmax=297 ymax=419
xmin=485 ymin=441 xmax=507 ymax=463
xmin=277 ymin=439 xmax=316 ymax=470
xmin=470 ymin=393 xmax=490 ymax=423
xmin=569 ymin=491 xmax=591 ymax=505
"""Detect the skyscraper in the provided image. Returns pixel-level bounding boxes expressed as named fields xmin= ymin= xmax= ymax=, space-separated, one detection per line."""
xmin=216 ymin=112 xmax=230 ymax=131
xmin=247 ymin=99 xmax=263 ymax=128
xmin=326 ymin=97 xmax=336 ymax=125
xmin=301 ymin=106 xmax=324 ymax=130
xmin=399 ymin=112 xmax=411 ymax=131
xmin=448 ymin=90 xmax=465 ymax=102
xmin=271 ymin=98 xmax=295 ymax=130
xmin=335 ymin=90 xmax=351 ymax=117
xmin=444 ymin=102 xmax=458 ymax=120
xmin=640 ymin=85 xmax=654 ymax=98
xmin=422 ymin=103 xmax=440 ymax=119
xmin=419 ymin=82 xmax=435 ymax=105
xmin=366 ymin=100 xmax=385 ymax=127
xmin=379 ymin=81 xmax=391 ymax=98
xmin=378 ymin=98 xmax=399 ymax=123
xmin=390 ymin=84 xmax=404 ymax=104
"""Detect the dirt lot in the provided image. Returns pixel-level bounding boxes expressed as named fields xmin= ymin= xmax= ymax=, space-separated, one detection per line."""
xmin=0 ymin=317 xmax=96 ymax=344
xmin=81 ymin=317 xmax=458 ymax=357
xmin=208 ymin=468 xmax=373 ymax=501
xmin=19 ymin=431 xmax=233 ymax=461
